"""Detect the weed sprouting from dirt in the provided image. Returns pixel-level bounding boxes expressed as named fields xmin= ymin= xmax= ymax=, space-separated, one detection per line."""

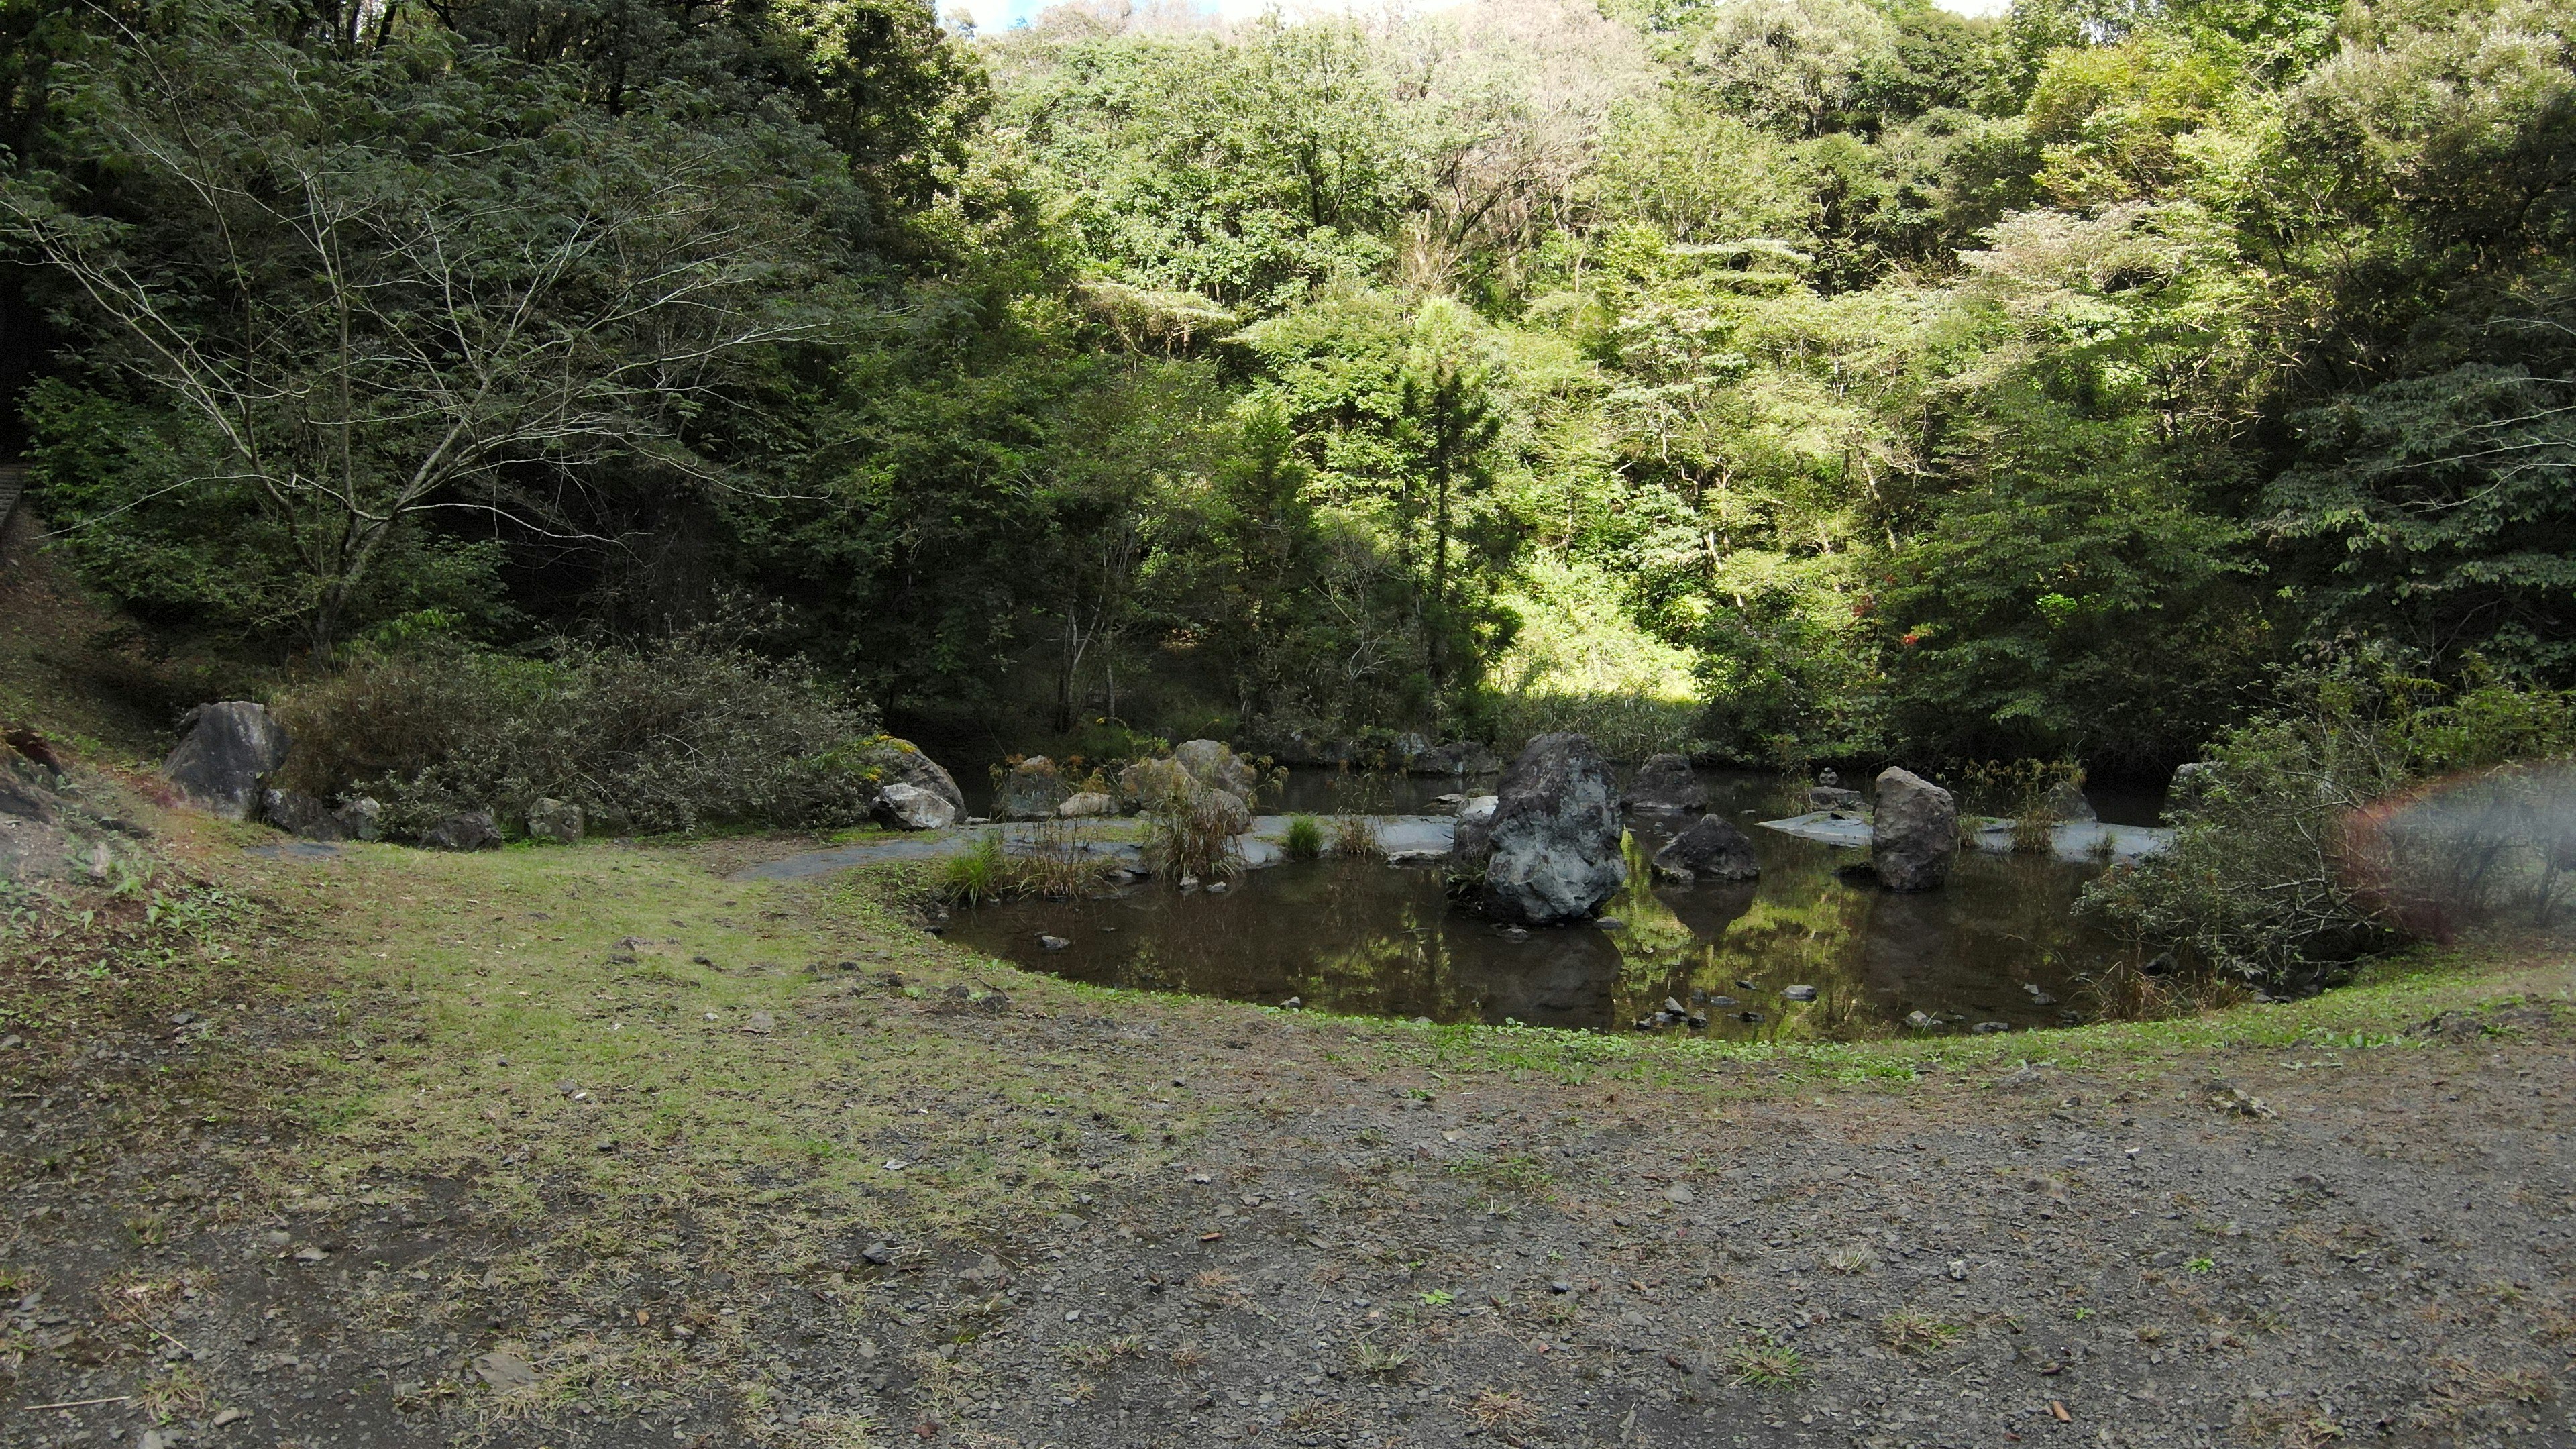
xmin=1880 ymin=1311 xmax=1962 ymax=1354
xmin=1350 ymin=1338 xmax=1415 ymax=1379
xmin=1460 ymin=1387 xmax=1544 ymax=1439
xmin=1725 ymin=1334 xmax=1807 ymax=1386
xmin=1825 ymin=1245 xmax=1880 ymax=1275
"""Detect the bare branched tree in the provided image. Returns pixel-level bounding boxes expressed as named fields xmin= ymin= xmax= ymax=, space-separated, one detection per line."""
xmin=1 ymin=14 xmax=839 ymax=659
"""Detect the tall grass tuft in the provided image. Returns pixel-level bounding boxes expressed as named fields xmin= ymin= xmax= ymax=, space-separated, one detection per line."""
xmin=1018 ymin=820 xmax=1123 ymax=898
xmin=1957 ymin=759 xmax=2083 ymax=853
xmin=1283 ymin=815 xmax=1324 ymax=860
xmin=1143 ymin=790 xmax=1247 ymax=880
xmin=939 ymin=834 xmax=1009 ymax=905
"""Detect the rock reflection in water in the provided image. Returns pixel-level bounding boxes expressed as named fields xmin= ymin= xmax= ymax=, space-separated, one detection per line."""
xmin=945 ymin=771 xmax=2116 ymax=1040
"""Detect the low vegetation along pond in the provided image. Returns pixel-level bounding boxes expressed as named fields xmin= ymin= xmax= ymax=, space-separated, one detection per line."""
xmin=750 ymin=769 xmax=2173 ymax=1042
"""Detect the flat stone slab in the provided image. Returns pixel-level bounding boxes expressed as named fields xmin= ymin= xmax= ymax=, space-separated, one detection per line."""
xmin=1756 ymin=811 xmax=2172 ymax=862
xmin=729 ymin=814 xmax=1458 ymax=883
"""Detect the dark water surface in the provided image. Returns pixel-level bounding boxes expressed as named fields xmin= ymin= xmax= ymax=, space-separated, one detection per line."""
xmin=945 ymin=769 xmax=2129 ymax=1041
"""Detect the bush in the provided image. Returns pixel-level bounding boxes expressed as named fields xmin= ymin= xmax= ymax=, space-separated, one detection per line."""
xmin=1142 ymin=789 xmax=1248 ymax=879
xmin=270 ymin=635 xmax=881 ymax=836
xmin=2082 ymin=663 xmax=2576 ymax=990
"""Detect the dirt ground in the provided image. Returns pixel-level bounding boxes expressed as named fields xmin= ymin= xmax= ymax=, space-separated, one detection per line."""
xmin=2 ymin=806 xmax=2572 ymax=1449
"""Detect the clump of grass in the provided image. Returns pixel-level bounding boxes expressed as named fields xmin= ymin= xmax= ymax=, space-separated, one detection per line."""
xmin=1824 ymin=1245 xmax=1879 ymax=1275
xmin=2074 ymin=950 xmax=2255 ymax=1022
xmin=936 ymin=824 xmax=1120 ymax=903
xmin=1725 ymin=1334 xmax=1807 ymax=1386
xmin=1460 ymin=1387 xmax=1544 ymax=1438
xmin=1957 ymin=759 xmax=2084 ymax=853
xmin=1284 ymin=815 xmax=1324 ymax=860
xmin=1017 ymin=820 xmax=1122 ymax=898
xmin=1880 ymin=1311 xmax=1963 ymax=1354
xmin=1350 ymin=1338 xmax=1415 ymax=1379
xmin=940 ymin=833 xmax=1010 ymax=905
xmin=1142 ymin=790 xmax=1246 ymax=879
xmin=1330 ymin=812 xmax=1382 ymax=859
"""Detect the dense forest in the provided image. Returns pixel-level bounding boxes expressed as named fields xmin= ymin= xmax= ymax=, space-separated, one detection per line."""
xmin=3 ymin=0 xmax=2570 ymax=775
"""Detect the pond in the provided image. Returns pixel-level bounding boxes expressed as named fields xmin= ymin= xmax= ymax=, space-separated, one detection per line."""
xmin=941 ymin=769 xmax=2159 ymax=1042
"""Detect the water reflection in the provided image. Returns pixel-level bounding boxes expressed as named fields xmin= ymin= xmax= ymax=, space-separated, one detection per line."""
xmin=945 ymin=771 xmax=2116 ymax=1040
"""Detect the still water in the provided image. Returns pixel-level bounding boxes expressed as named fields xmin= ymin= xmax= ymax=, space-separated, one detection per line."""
xmin=944 ymin=770 xmax=2139 ymax=1041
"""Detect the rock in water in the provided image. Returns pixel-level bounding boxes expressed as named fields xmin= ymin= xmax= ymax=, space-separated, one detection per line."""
xmin=419 ymin=810 xmax=502 ymax=852
xmin=163 ymin=702 xmax=289 ymax=820
xmin=1171 ymin=739 xmax=1258 ymax=798
xmin=1871 ymin=767 xmax=1957 ymax=890
xmin=1116 ymin=757 xmax=1199 ymax=813
xmin=1468 ymin=733 xmax=1627 ymax=925
xmin=1650 ymin=814 xmax=1760 ymax=881
xmin=2042 ymin=776 xmax=2096 ymax=822
xmin=858 ymin=737 xmax=967 ymax=820
xmin=1057 ymin=790 xmax=1117 ymax=818
xmin=1627 ymin=753 xmax=1706 ymax=812
xmin=526 ymin=798 xmax=585 ymax=844
xmin=996 ymin=757 xmax=1071 ymax=820
xmin=1807 ymin=785 xmax=1864 ymax=810
xmin=262 ymin=789 xmax=347 ymax=841
xmin=875 ymin=782 xmax=957 ymax=830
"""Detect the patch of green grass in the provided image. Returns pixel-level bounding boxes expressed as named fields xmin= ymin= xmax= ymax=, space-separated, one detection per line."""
xmin=1283 ymin=815 xmax=1324 ymax=861
xmin=1725 ymin=1334 xmax=1808 ymax=1387
xmin=938 ymin=833 xmax=1008 ymax=904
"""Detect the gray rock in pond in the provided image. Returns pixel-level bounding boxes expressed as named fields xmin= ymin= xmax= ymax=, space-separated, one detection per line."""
xmin=419 ymin=810 xmax=502 ymax=852
xmin=2167 ymin=761 xmax=2220 ymax=818
xmin=2043 ymin=777 xmax=2096 ymax=823
xmin=1816 ymin=767 xmax=1841 ymax=788
xmin=1650 ymin=814 xmax=1760 ymax=882
xmin=163 ymin=702 xmax=290 ymax=820
xmin=875 ymin=781 xmax=957 ymax=830
xmin=996 ymin=756 xmax=1071 ymax=820
xmin=1462 ymin=733 xmax=1627 ymax=926
xmin=1628 ymin=753 xmax=1705 ymax=812
xmin=1116 ymin=757 xmax=1199 ymax=813
xmin=1871 ymin=767 xmax=1957 ymax=891
xmin=1782 ymin=985 xmax=1818 ymax=1002
xmin=1459 ymin=794 xmax=1498 ymax=823
xmin=526 ymin=797 xmax=585 ymax=844
xmin=1037 ymin=934 xmax=1071 ymax=952
xmin=334 ymin=796 xmax=384 ymax=842
xmin=1173 ymin=739 xmax=1258 ymax=798
xmin=262 ymin=788 xmax=347 ymax=841
xmin=1807 ymin=784 xmax=1865 ymax=810
xmin=1057 ymin=790 xmax=1117 ymax=819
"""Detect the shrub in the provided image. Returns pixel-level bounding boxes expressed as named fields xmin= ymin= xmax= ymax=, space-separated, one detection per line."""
xmin=270 ymin=634 xmax=881 ymax=836
xmin=2083 ymin=663 xmax=2576 ymax=991
xmin=1956 ymin=759 xmax=2084 ymax=853
xmin=1283 ymin=815 xmax=1324 ymax=860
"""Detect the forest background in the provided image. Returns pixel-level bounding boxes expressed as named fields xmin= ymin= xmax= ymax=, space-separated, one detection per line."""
xmin=1 ymin=0 xmax=2569 ymax=779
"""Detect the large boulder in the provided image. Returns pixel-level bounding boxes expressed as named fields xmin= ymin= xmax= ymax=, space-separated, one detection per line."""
xmin=996 ymin=757 xmax=1071 ymax=820
xmin=1871 ymin=767 xmax=1957 ymax=891
xmin=527 ymin=798 xmax=585 ymax=844
xmin=1058 ymin=791 xmax=1118 ymax=819
xmin=1652 ymin=814 xmax=1760 ymax=882
xmin=1627 ymin=753 xmax=1705 ymax=812
xmin=1460 ymin=733 xmax=1628 ymax=926
xmin=419 ymin=809 xmax=502 ymax=852
xmin=1116 ymin=757 xmax=1200 ymax=814
xmin=858 ymin=738 xmax=967 ymax=820
xmin=2041 ymin=777 xmax=2096 ymax=823
xmin=1172 ymin=739 xmax=1259 ymax=799
xmin=163 ymin=702 xmax=290 ymax=820
xmin=262 ymin=788 xmax=348 ymax=841
xmin=875 ymin=782 xmax=958 ymax=830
